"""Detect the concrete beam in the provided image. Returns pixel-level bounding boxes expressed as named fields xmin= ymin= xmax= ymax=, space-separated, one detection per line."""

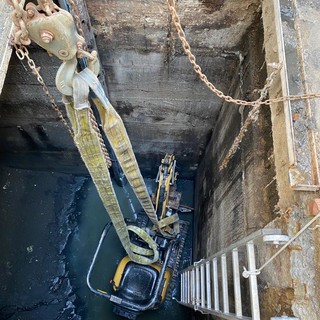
xmin=0 ymin=1 xmax=15 ymax=95
xmin=263 ymin=0 xmax=320 ymax=191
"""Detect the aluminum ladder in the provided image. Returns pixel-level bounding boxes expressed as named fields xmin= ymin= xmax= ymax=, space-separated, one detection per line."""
xmin=177 ymin=229 xmax=289 ymax=320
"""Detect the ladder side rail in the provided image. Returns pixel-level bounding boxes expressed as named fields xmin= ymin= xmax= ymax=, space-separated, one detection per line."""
xmin=204 ymin=229 xmax=282 ymax=262
xmin=246 ymin=241 xmax=260 ymax=320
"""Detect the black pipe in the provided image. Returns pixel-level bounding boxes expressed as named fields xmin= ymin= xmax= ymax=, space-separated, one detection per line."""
xmin=86 ymin=222 xmax=112 ymax=299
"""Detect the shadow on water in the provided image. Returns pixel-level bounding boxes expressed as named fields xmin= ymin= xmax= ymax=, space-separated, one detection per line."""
xmin=67 ymin=178 xmax=194 ymax=320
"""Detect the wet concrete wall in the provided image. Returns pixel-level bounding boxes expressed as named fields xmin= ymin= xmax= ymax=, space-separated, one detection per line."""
xmin=194 ymin=13 xmax=279 ymax=318
xmin=0 ymin=0 xmax=261 ymax=179
xmin=193 ymin=1 xmax=320 ymax=319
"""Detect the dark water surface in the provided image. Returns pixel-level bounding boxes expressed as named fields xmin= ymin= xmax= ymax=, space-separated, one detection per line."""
xmin=67 ymin=178 xmax=194 ymax=320
xmin=0 ymin=164 xmax=193 ymax=320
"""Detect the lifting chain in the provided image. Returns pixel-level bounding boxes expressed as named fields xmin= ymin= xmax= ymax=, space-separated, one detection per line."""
xmin=14 ymin=44 xmax=74 ymax=138
xmin=88 ymin=108 xmax=112 ymax=168
xmin=67 ymin=0 xmax=85 ymax=41
xmin=166 ymin=0 xmax=320 ymax=107
xmin=219 ymin=63 xmax=282 ymax=170
xmin=6 ymin=0 xmax=30 ymax=45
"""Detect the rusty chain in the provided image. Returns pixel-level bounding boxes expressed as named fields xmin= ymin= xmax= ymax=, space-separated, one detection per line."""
xmin=219 ymin=64 xmax=281 ymax=170
xmin=167 ymin=0 xmax=320 ymax=170
xmin=88 ymin=108 xmax=112 ymax=168
xmin=6 ymin=0 xmax=30 ymax=45
xmin=14 ymin=45 xmax=74 ymax=138
xmin=166 ymin=0 xmax=320 ymax=107
xmin=7 ymin=0 xmax=113 ymax=165
xmin=67 ymin=0 xmax=86 ymax=47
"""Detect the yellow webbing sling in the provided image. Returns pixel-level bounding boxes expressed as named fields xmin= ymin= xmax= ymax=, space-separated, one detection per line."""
xmin=63 ymin=69 xmax=180 ymax=264
xmin=77 ymin=69 xmax=180 ymax=237
xmin=63 ymin=73 xmax=159 ymax=265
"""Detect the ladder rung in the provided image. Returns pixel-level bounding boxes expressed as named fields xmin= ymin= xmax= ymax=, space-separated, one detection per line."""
xmin=246 ymin=241 xmax=260 ymax=320
xmin=205 ymin=261 xmax=211 ymax=309
xmin=232 ymin=248 xmax=242 ymax=316
xmin=181 ymin=272 xmax=185 ymax=303
xmin=192 ymin=269 xmax=196 ymax=304
xmin=195 ymin=266 xmax=200 ymax=306
xmin=180 ymin=273 xmax=184 ymax=302
xmin=188 ymin=271 xmax=190 ymax=303
xmin=212 ymin=257 xmax=219 ymax=311
xmin=200 ymin=263 xmax=205 ymax=308
xmin=221 ymin=254 xmax=229 ymax=314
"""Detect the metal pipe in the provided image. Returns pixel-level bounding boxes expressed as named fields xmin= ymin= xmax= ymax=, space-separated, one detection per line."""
xmin=86 ymin=222 xmax=112 ymax=299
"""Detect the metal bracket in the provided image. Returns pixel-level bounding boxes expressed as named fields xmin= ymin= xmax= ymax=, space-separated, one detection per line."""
xmin=25 ymin=2 xmax=84 ymax=61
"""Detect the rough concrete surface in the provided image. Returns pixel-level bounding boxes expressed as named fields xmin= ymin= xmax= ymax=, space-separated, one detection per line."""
xmin=1 ymin=0 xmax=261 ymax=180
xmin=261 ymin=0 xmax=320 ymax=318
xmin=194 ymin=14 xmax=279 ymax=319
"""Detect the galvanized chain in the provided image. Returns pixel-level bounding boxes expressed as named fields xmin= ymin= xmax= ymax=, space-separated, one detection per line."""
xmin=166 ymin=0 xmax=320 ymax=107
xmin=14 ymin=45 xmax=74 ymax=138
xmin=219 ymin=63 xmax=282 ymax=170
xmin=88 ymin=108 xmax=112 ymax=168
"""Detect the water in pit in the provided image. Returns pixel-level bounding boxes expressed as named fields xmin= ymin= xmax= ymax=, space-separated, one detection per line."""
xmin=0 ymin=161 xmax=193 ymax=320
xmin=67 ymin=178 xmax=194 ymax=320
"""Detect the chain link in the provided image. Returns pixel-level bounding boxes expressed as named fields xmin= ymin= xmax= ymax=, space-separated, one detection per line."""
xmin=88 ymin=108 xmax=112 ymax=168
xmin=64 ymin=1 xmax=112 ymax=165
xmin=14 ymin=45 xmax=74 ymax=138
xmin=67 ymin=0 xmax=86 ymax=44
xmin=219 ymin=64 xmax=282 ymax=170
xmin=166 ymin=0 xmax=320 ymax=107
xmin=7 ymin=0 xmax=31 ymax=45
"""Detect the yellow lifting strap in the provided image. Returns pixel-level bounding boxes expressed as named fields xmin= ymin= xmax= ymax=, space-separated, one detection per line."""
xmin=77 ymin=69 xmax=180 ymax=238
xmin=63 ymin=73 xmax=159 ymax=265
xmin=7 ymin=0 xmax=180 ymax=263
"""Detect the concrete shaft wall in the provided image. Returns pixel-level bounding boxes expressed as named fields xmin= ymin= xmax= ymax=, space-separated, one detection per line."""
xmin=261 ymin=0 xmax=320 ymax=318
xmin=194 ymin=14 xmax=279 ymax=318
xmin=195 ymin=1 xmax=320 ymax=319
xmin=0 ymin=0 xmax=261 ymax=179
